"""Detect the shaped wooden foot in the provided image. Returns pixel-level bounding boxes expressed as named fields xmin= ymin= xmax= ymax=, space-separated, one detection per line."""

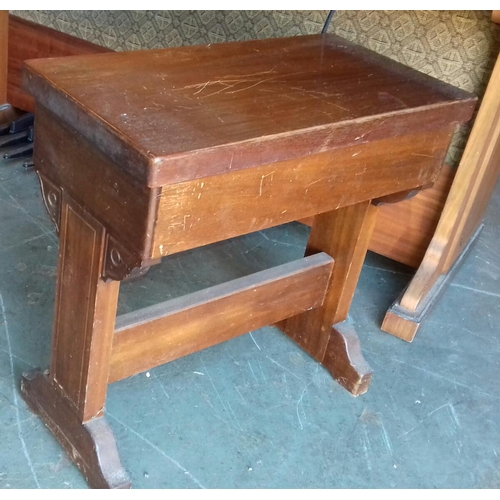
xmin=279 ymin=201 xmax=377 ymax=395
xmin=21 ymin=370 xmax=130 ymax=489
xmin=323 ymin=321 xmax=373 ymax=396
xmin=381 ymin=224 xmax=483 ymax=342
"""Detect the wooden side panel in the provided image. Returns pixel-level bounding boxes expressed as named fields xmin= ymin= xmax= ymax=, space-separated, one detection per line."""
xmin=400 ymin=52 xmax=500 ymax=311
xmin=7 ymin=15 xmax=110 ymax=111
xmin=51 ymin=195 xmax=120 ymax=421
xmin=370 ymin=163 xmax=456 ymax=268
xmin=153 ymin=127 xmax=455 ymax=259
xmin=0 ymin=11 xmax=7 ymax=103
xmin=109 ymin=253 xmax=334 ymax=383
xmin=35 ymin=105 xmax=157 ymax=261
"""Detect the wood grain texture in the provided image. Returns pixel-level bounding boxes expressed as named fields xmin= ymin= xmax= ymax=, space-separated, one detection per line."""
xmin=302 ymin=168 xmax=455 ymax=269
xmin=22 ymin=28 xmax=481 ymax=488
xmin=0 ymin=11 xmax=7 ymax=103
xmin=370 ymin=163 xmax=456 ymax=268
xmin=153 ymin=127 xmax=456 ymax=258
xmin=21 ymin=371 xmax=130 ymax=489
xmin=109 ymin=253 xmax=333 ymax=383
xmin=399 ymin=51 xmax=500 ymax=313
xmin=382 ymin=223 xmax=484 ymax=342
xmin=34 ymin=105 xmax=158 ymax=265
xmin=278 ymin=201 xmax=377 ymax=394
xmin=323 ymin=321 xmax=373 ymax=396
xmin=7 ymin=15 xmax=110 ymax=111
xmin=51 ymin=194 xmax=119 ymax=421
xmin=22 ymin=34 xmax=476 ymax=187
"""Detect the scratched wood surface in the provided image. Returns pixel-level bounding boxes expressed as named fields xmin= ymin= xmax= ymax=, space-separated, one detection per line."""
xmin=152 ymin=127 xmax=455 ymax=258
xmin=23 ymin=34 xmax=475 ymax=188
xmin=2 ymin=17 xmax=476 ymax=269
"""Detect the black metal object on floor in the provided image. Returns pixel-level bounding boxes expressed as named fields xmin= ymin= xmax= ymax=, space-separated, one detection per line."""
xmin=0 ymin=110 xmax=35 ymax=168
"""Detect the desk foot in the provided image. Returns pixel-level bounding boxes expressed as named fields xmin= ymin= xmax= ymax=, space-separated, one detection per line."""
xmin=381 ymin=224 xmax=483 ymax=342
xmin=281 ymin=201 xmax=377 ymax=396
xmin=323 ymin=321 xmax=373 ymax=396
xmin=21 ymin=370 xmax=131 ymax=489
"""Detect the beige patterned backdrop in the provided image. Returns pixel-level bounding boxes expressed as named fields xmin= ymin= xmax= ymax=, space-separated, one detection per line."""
xmin=11 ymin=10 xmax=500 ymax=166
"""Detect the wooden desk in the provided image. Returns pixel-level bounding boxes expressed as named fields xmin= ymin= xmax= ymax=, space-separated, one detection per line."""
xmin=20 ymin=34 xmax=475 ymax=488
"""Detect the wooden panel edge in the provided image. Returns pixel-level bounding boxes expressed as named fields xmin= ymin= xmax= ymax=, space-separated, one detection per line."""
xmin=0 ymin=11 xmax=8 ymax=103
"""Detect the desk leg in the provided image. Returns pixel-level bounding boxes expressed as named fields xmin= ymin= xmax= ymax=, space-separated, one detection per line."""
xmin=279 ymin=201 xmax=377 ymax=396
xmin=20 ymin=194 xmax=130 ymax=489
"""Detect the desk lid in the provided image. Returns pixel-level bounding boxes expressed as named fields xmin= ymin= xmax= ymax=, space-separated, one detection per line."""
xmin=24 ymin=34 xmax=476 ymax=187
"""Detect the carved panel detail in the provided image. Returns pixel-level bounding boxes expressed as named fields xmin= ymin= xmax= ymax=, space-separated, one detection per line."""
xmin=103 ymin=235 xmax=154 ymax=282
xmin=36 ymin=171 xmax=62 ymax=233
xmin=104 ymin=236 xmax=140 ymax=282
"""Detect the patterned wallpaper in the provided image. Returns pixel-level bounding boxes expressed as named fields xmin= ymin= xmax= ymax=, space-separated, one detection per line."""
xmin=11 ymin=10 xmax=500 ymax=166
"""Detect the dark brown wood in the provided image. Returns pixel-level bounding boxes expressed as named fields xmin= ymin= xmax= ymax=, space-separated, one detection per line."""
xmin=302 ymin=164 xmax=455 ymax=268
xmin=0 ymin=11 xmax=7 ymax=104
xmin=21 ymin=371 xmax=130 ymax=489
xmin=34 ymin=104 xmax=159 ymax=275
xmin=370 ymin=163 xmax=456 ymax=268
xmin=23 ymin=33 xmax=477 ymax=488
xmin=7 ymin=15 xmax=110 ymax=111
xmin=36 ymin=171 xmax=62 ymax=233
xmin=0 ymin=15 xmax=471 ymax=271
xmin=372 ymin=188 xmax=423 ymax=206
xmin=50 ymin=193 xmax=119 ymax=421
xmin=23 ymin=34 xmax=475 ymax=187
xmin=323 ymin=321 xmax=373 ymax=396
xmin=153 ymin=127 xmax=455 ymax=258
xmin=110 ymin=253 xmax=333 ymax=383
xmin=278 ymin=201 xmax=378 ymax=394
xmin=20 ymin=193 xmax=129 ymax=488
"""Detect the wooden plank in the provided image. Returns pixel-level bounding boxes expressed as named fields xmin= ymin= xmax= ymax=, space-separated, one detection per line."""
xmin=52 ymin=193 xmax=120 ymax=422
xmin=152 ymin=126 xmax=455 ymax=259
xmin=109 ymin=253 xmax=334 ymax=383
xmin=398 ymin=52 xmax=500 ymax=313
xmin=22 ymin=34 xmax=475 ymax=187
xmin=0 ymin=11 xmax=7 ymax=103
xmin=7 ymin=15 xmax=110 ymax=111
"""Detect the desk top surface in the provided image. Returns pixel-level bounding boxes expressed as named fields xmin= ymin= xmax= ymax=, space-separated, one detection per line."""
xmin=24 ymin=34 xmax=476 ymax=187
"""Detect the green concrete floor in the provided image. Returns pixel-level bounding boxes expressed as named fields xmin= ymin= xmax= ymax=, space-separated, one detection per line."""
xmin=0 ymin=153 xmax=499 ymax=489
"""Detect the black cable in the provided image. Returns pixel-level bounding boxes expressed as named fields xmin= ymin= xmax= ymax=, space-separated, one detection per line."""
xmin=322 ymin=10 xmax=336 ymax=34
